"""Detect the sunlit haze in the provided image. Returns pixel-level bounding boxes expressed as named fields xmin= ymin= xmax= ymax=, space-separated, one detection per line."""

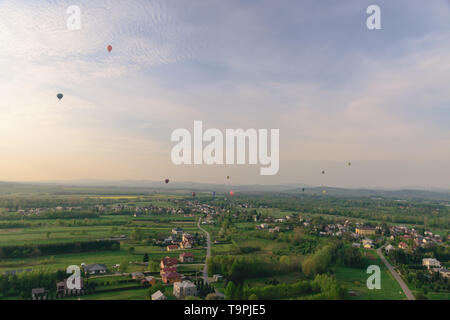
xmin=1 ymin=0 xmax=450 ymax=189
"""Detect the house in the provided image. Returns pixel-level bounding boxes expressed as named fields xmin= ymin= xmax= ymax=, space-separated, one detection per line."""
xmin=385 ymin=244 xmax=395 ymax=254
xmin=172 ymin=228 xmax=184 ymax=235
xmin=173 ymin=280 xmax=197 ymax=299
xmin=179 ymin=252 xmax=195 ymax=263
xmin=160 ymin=266 xmax=177 ymax=276
xmin=152 ymin=290 xmax=167 ymax=300
xmin=398 ymin=242 xmax=408 ymax=250
xmin=422 ymin=258 xmax=441 ymax=269
xmin=164 ymin=236 xmax=173 ymax=244
xmin=182 ymin=233 xmax=194 ymax=243
xmin=414 ymin=237 xmax=424 ymax=246
xmin=260 ymin=223 xmax=269 ymax=229
xmin=84 ymin=264 xmax=107 ymax=275
xmin=213 ymin=274 xmax=223 ymax=282
xmin=160 ymin=257 xmax=178 ymax=269
xmin=56 ymin=281 xmax=65 ymax=293
xmin=162 ymin=271 xmax=182 ymax=284
xmin=356 ymin=226 xmax=376 ymax=236
xmin=352 ymin=243 xmax=361 ymax=248
xmin=269 ymin=227 xmax=280 ymax=233
xmin=167 ymin=245 xmax=179 ymax=251
xmin=131 ymin=271 xmax=145 ymax=280
xmin=141 ymin=276 xmax=156 ymax=286
xmin=438 ymin=268 xmax=450 ymax=279
xmin=180 ymin=241 xmax=192 ymax=249
xmin=362 ymin=239 xmax=374 ymax=249
xmin=32 ymin=288 xmax=48 ymax=300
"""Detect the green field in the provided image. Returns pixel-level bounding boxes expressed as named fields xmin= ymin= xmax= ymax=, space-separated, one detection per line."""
xmin=335 ymin=249 xmax=407 ymax=300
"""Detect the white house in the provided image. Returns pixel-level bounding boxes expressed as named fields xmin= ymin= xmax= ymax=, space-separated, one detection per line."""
xmin=385 ymin=244 xmax=394 ymax=254
xmin=152 ymin=290 xmax=167 ymax=300
xmin=84 ymin=264 xmax=107 ymax=275
xmin=173 ymin=280 xmax=197 ymax=299
xmin=422 ymin=258 xmax=441 ymax=269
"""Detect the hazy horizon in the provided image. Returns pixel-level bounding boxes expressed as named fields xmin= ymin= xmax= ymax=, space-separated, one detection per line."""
xmin=1 ymin=178 xmax=450 ymax=193
xmin=1 ymin=0 xmax=450 ymax=189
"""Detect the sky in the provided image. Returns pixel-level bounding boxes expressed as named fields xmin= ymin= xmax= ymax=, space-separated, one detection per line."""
xmin=0 ymin=0 xmax=449 ymax=189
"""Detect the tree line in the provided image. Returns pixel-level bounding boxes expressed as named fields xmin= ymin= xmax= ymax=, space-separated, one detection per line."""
xmin=0 ymin=240 xmax=120 ymax=259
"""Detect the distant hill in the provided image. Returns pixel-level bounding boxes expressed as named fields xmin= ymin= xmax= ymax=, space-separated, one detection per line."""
xmin=0 ymin=180 xmax=449 ymax=201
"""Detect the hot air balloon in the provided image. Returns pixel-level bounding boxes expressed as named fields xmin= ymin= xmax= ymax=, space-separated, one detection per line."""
xmin=107 ymin=45 xmax=112 ymax=52
xmin=165 ymin=179 xmax=169 ymax=184
xmin=57 ymin=93 xmax=63 ymax=101
xmin=348 ymin=162 xmax=351 ymax=166
xmin=212 ymin=191 xmax=216 ymax=196
xmin=322 ymin=190 xmax=327 ymax=195
xmin=322 ymin=170 xmax=325 ymax=175
xmin=302 ymin=188 xmax=305 ymax=192
xmin=192 ymin=192 xmax=196 ymax=197
xmin=227 ymin=176 xmax=230 ymax=180
xmin=229 ymin=190 xmax=235 ymax=196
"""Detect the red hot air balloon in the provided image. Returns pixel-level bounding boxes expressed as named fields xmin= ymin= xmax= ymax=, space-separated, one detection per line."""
xmin=229 ymin=190 xmax=235 ymax=196
xmin=192 ymin=192 xmax=196 ymax=197
xmin=165 ymin=179 xmax=169 ymax=184
xmin=107 ymin=45 xmax=112 ymax=53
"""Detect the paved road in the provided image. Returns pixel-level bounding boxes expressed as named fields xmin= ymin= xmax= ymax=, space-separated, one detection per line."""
xmin=376 ymin=246 xmax=416 ymax=300
xmin=197 ymin=217 xmax=225 ymax=298
xmin=197 ymin=217 xmax=211 ymax=280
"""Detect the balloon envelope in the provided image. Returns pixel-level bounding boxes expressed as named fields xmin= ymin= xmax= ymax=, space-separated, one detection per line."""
xmin=57 ymin=93 xmax=63 ymax=100
xmin=212 ymin=192 xmax=216 ymax=196
xmin=229 ymin=190 xmax=235 ymax=196
xmin=107 ymin=45 xmax=112 ymax=52
xmin=165 ymin=179 xmax=169 ymax=184
xmin=192 ymin=192 xmax=196 ymax=197
xmin=322 ymin=170 xmax=325 ymax=174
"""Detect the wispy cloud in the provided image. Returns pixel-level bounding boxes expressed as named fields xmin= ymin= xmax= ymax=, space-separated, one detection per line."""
xmin=0 ymin=0 xmax=449 ymax=187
